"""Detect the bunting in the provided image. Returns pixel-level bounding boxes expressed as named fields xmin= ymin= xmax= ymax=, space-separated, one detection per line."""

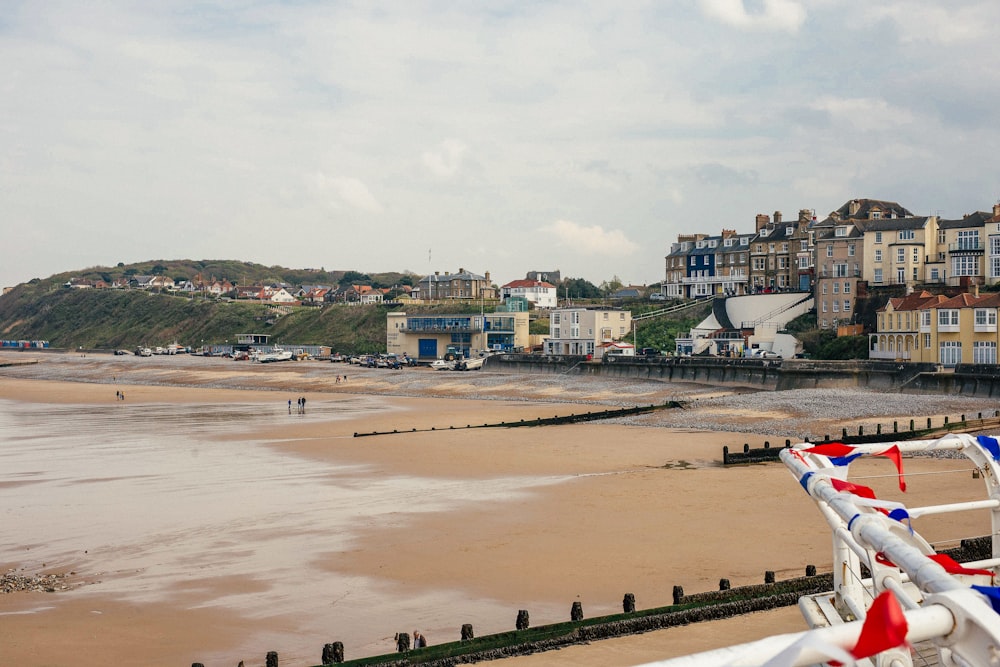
xmin=803 ymin=443 xmax=906 ymax=491
xmin=759 ymin=591 xmax=907 ymax=667
xmin=849 ymin=590 xmax=909 ymax=660
xmin=976 ymin=435 xmax=1000 ymax=462
xmin=929 ymin=554 xmax=995 ymax=580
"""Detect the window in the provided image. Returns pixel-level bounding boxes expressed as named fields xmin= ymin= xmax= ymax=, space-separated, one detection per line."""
xmin=834 ymin=263 xmax=848 ymax=277
xmin=975 ymin=308 xmax=997 ymax=331
xmin=826 ymin=245 xmax=833 ymax=258
xmin=801 ymin=240 xmax=808 ymax=251
xmin=899 ymin=229 xmax=914 ymax=240
xmin=781 ymin=242 xmax=788 ymax=253
xmin=822 ymin=301 xmax=827 ymax=313
xmin=872 ymin=211 xmax=882 ymax=220
xmin=924 ymin=333 xmax=931 ymax=349
xmin=938 ymin=309 xmax=959 ymax=328
xmin=930 ymin=268 xmax=940 ymax=281
xmin=848 ymin=244 xmax=855 ymax=257
xmin=875 ymin=231 xmax=883 ymax=243
xmin=769 ymin=243 xmax=776 ymax=253
xmin=832 ymin=301 xmax=840 ymax=312
xmin=939 ymin=341 xmax=962 ymax=365
xmin=953 ymin=255 xmax=980 ymax=276
xmin=844 ymin=300 xmax=851 ymax=312
xmin=913 ymin=247 xmax=919 ymax=262
xmin=874 ymin=249 xmax=882 ymax=262
xmin=897 ymin=248 xmax=905 ymax=263
xmin=993 ymin=256 xmax=1000 ymax=279
xmin=835 ymin=227 xmax=847 ymax=237
xmin=958 ymin=230 xmax=980 ymax=250
xmin=874 ymin=268 xmax=883 ymax=283
xmin=822 ymin=283 xmax=828 ymax=295
xmin=833 ymin=282 xmax=840 ymax=293
xmin=974 ymin=341 xmax=997 ymax=364
xmin=938 ymin=229 xmax=946 ymax=244
xmin=913 ymin=268 xmax=919 ymax=280
xmin=844 ymin=282 xmax=851 ymax=294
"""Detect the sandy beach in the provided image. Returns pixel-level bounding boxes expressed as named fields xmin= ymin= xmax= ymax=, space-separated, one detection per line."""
xmin=0 ymin=351 xmax=994 ymax=667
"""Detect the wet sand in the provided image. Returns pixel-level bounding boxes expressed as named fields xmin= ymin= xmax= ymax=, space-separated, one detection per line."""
xmin=0 ymin=352 xmax=992 ymax=666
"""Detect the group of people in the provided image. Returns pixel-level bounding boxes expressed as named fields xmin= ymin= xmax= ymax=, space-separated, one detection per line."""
xmin=289 ymin=396 xmax=307 ymax=414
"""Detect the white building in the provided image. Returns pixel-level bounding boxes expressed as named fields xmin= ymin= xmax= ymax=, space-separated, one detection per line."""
xmin=500 ymin=279 xmax=558 ymax=309
xmin=545 ymin=307 xmax=632 ymax=357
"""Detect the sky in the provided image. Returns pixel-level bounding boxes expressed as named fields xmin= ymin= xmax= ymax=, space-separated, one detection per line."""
xmin=3 ymin=0 xmax=1000 ymax=290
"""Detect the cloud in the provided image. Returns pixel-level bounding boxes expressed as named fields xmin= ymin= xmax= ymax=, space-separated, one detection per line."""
xmin=306 ymin=173 xmax=383 ymax=213
xmin=541 ymin=220 xmax=639 ymax=256
xmin=865 ymin=3 xmax=995 ymax=45
xmin=422 ymin=139 xmax=468 ymax=179
xmin=699 ymin=0 xmax=806 ymax=32
xmin=691 ymin=163 xmax=759 ymax=187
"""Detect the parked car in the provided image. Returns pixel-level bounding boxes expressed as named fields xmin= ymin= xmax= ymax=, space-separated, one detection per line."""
xmin=650 ymin=293 xmax=666 ymax=301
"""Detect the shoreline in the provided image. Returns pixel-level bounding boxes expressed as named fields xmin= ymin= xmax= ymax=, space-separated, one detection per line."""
xmin=0 ymin=352 xmax=994 ymax=666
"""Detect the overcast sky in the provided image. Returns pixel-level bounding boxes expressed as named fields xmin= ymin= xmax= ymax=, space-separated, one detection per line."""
xmin=3 ymin=1 xmax=999 ymax=289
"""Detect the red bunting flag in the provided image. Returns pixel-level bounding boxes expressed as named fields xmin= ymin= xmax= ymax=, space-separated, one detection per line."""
xmin=830 ymin=477 xmax=878 ymax=500
xmin=850 ymin=590 xmax=909 ymax=660
xmin=875 ymin=445 xmax=907 ymax=492
xmin=804 ymin=443 xmax=855 ymax=458
xmin=928 ymin=553 xmax=995 ymax=580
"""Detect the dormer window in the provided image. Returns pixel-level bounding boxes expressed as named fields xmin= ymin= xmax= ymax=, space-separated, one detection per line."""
xmin=871 ymin=210 xmax=882 ymax=220
xmin=740 ymin=237 xmax=749 ymax=245
xmin=786 ymin=226 xmax=794 ymax=236
xmin=835 ymin=227 xmax=848 ymax=237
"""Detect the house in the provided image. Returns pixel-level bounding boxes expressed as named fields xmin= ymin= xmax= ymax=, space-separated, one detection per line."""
xmin=870 ymin=287 xmax=1000 ymax=365
xmin=417 ymin=268 xmax=496 ymax=301
xmin=386 ymin=311 xmax=530 ymax=359
xmin=544 ymin=307 xmax=632 ymax=356
xmin=500 ymin=279 xmax=557 ymax=308
xmin=609 ymin=285 xmax=646 ymax=300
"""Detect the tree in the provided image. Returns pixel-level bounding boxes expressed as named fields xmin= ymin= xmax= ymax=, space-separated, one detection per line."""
xmin=151 ymin=264 xmax=168 ymax=276
xmin=559 ymin=277 xmax=601 ymax=299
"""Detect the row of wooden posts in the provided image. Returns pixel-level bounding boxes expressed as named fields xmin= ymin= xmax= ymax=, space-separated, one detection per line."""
xmin=189 ymin=567 xmax=818 ymax=666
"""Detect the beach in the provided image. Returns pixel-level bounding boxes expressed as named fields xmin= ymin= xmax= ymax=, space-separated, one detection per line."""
xmin=0 ymin=352 xmax=994 ymax=667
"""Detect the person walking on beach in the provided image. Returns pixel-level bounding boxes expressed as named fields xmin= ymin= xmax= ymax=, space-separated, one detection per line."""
xmin=413 ymin=630 xmax=427 ymax=649
xmin=288 ymin=399 xmax=292 ymax=414
xmin=300 ymin=396 xmax=306 ymax=413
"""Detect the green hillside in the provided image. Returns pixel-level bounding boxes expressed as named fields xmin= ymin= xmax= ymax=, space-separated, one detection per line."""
xmin=0 ymin=287 xmax=390 ymax=352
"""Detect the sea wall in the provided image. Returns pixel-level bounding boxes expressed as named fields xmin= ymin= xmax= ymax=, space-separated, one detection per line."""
xmin=486 ymin=355 xmax=1000 ymax=395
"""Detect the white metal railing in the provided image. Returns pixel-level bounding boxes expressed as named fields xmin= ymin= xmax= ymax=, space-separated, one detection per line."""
xmin=639 ymin=434 xmax=1000 ymax=666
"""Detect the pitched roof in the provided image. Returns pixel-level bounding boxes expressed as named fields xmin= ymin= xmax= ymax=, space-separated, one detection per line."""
xmin=938 ymin=211 xmax=992 ymax=229
xmin=502 ymin=279 xmax=555 ymax=289
xmin=881 ymin=291 xmax=946 ymax=312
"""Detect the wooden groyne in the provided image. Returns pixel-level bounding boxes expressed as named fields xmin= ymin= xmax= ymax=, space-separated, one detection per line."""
xmin=722 ymin=410 xmax=1000 ymax=465
xmin=353 ymin=401 xmax=685 ymax=437
xmin=194 ymin=567 xmax=834 ymax=667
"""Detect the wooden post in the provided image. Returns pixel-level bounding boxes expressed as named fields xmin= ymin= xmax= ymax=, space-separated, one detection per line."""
xmin=623 ymin=593 xmax=636 ymax=613
xmin=806 ymin=564 xmax=817 ymax=577
xmin=719 ymin=578 xmax=731 ymax=590
xmin=893 ymin=421 xmax=898 ymax=433
xmin=571 ymin=601 xmax=584 ymax=621
xmin=461 ymin=624 xmax=475 ymax=641
xmin=723 ymin=446 xmax=729 ymax=465
xmin=516 ymin=609 xmax=530 ymax=631
xmin=876 ymin=423 xmax=882 ymax=435
xmin=927 ymin=417 xmax=932 ymax=429
xmin=765 ymin=570 xmax=775 ymax=584
xmin=322 ymin=642 xmax=344 ymax=665
xmin=266 ymin=652 xmax=278 ymax=667
xmin=672 ymin=585 xmax=684 ymax=605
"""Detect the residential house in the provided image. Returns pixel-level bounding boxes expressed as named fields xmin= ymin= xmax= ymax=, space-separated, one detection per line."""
xmin=418 ymin=268 xmax=496 ymax=301
xmin=663 ymin=234 xmax=705 ymax=299
xmin=871 ymin=288 xmax=1000 ymax=365
xmin=610 ymin=286 xmax=645 ymax=300
xmin=870 ymin=290 xmax=946 ymax=360
xmin=932 ymin=209 xmax=994 ymax=288
xmin=544 ymin=307 xmax=632 ymax=357
xmin=500 ymin=279 xmax=558 ymax=308
xmin=748 ymin=210 xmax=814 ymax=293
xmin=715 ymin=229 xmax=754 ymax=296
xmin=386 ymin=310 xmax=530 ymax=359
xmin=861 ymin=216 xmax=937 ymax=290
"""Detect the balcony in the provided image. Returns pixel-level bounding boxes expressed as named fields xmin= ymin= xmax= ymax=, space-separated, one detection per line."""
xmin=948 ymin=241 xmax=983 ymax=252
xmin=401 ymin=320 xmax=482 ymax=333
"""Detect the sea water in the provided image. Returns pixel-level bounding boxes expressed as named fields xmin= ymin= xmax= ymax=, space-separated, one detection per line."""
xmin=0 ymin=397 xmax=569 ymax=660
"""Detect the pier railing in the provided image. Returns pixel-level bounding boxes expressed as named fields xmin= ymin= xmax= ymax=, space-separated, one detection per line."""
xmin=642 ymin=434 xmax=1000 ymax=666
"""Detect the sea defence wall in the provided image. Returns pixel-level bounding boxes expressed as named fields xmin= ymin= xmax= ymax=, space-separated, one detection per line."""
xmin=485 ymin=355 xmax=1000 ymax=395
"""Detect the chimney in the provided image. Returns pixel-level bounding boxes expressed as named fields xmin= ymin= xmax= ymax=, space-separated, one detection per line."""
xmin=485 ymin=271 xmax=490 ymax=284
xmin=994 ymin=202 xmax=1000 ymax=218
xmin=755 ymin=213 xmax=770 ymax=231
xmin=849 ymin=199 xmax=861 ymax=216
xmin=973 ymin=283 xmax=980 ymax=298
xmin=798 ymin=209 xmax=812 ymax=223
xmin=773 ymin=211 xmax=782 ymax=224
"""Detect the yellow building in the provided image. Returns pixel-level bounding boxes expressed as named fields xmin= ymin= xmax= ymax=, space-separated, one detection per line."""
xmin=871 ymin=290 xmax=1000 ymax=365
xmin=386 ymin=311 xmax=529 ymax=361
